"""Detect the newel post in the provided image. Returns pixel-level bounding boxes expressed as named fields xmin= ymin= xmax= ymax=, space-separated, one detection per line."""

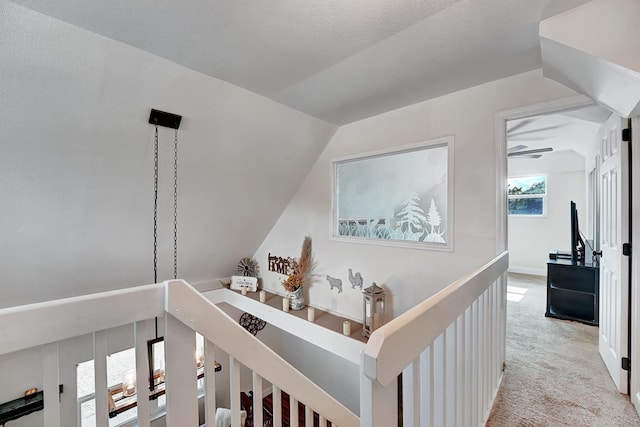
xmin=360 ymin=352 xmax=398 ymax=427
xmin=164 ymin=313 xmax=199 ymax=426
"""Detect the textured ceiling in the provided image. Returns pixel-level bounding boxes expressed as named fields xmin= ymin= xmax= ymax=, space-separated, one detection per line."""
xmin=9 ymin=0 xmax=593 ymax=124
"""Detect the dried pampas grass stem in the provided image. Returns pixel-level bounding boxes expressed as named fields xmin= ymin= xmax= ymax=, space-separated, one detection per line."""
xmin=297 ymin=236 xmax=312 ymax=279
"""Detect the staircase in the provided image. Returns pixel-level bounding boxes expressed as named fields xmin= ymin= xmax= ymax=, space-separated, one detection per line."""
xmin=0 ymin=252 xmax=508 ymax=426
xmin=241 ymin=390 xmax=334 ymax=427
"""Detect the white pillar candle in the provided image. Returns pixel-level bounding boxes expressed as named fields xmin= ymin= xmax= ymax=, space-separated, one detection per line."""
xmin=282 ymin=297 xmax=290 ymax=312
xmin=343 ymin=320 xmax=351 ymax=336
xmin=122 ymin=370 xmax=136 ymax=397
xmin=307 ymin=307 xmax=315 ymax=322
xmin=241 ymin=286 xmax=247 ymax=296
xmin=373 ymin=312 xmax=382 ymax=330
xmin=259 ymin=290 xmax=266 ymax=303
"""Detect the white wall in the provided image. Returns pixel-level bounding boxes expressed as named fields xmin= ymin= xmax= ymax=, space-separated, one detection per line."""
xmin=217 ymin=303 xmax=361 ymax=414
xmin=254 ymin=69 xmax=578 ymax=321
xmin=508 ymin=151 xmax=587 ymax=275
xmin=271 ymin=329 xmax=360 ymax=414
xmin=0 ymin=1 xmax=337 ymax=309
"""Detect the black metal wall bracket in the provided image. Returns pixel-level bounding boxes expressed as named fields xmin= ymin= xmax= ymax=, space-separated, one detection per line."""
xmin=148 ymin=109 xmax=182 ymax=129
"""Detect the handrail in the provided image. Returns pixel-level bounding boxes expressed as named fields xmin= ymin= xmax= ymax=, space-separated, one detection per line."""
xmin=0 ymin=255 xmax=507 ymax=427
xmin=362 ymin=251 xmax=509 ymax=386
xmin=166 ymin=279 xmax=360 ymax=427
xmin=1 ymin=280 xmax=359 ymax=426
xmin=0 ymin=283 xmax=164 ymax=356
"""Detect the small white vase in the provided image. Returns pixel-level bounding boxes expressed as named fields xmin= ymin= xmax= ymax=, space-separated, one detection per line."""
xmin=289 ymin=287 xmax=305 ymax=310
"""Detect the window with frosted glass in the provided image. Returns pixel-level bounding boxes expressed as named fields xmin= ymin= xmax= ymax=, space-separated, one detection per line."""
xmin=333 ymin=137 xmax=453 ymax=250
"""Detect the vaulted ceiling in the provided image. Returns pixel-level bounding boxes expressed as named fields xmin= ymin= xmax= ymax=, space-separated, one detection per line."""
xmin=507 ymin=104 xmax=611 ymax=160
xmin=8 ymin=0 xmax=593 ymax=124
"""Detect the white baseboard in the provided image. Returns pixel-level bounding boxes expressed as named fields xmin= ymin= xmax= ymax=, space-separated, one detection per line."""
xmin=507 ymin=266 xmax=546 ymax=277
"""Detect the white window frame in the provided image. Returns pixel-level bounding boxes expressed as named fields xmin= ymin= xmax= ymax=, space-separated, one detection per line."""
xmin=507 ymin=175 xmax=547 ymax=217
xmin=331 ymin=136 xmax=454 ymax=251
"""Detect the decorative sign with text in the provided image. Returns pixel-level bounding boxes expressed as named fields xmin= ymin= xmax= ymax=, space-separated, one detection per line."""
xmin=268 ymin=253 xmax=292 ymax=275
xmin=230 ymin=275 xmax=258 ymax=292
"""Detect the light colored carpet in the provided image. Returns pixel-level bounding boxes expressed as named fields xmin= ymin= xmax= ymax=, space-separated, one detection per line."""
xmin=486 ymin=273 xmax=640 ymax=426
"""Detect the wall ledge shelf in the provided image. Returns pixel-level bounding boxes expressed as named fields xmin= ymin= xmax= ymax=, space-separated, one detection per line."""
xmin=202 ymin=287 xmax=366 ymax=364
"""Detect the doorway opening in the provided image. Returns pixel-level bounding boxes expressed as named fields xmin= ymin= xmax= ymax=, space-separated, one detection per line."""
xmin=505 ymin=103 xmax=610 ymax=277
xmin=496 ymin=96 xmax=633 ymax=394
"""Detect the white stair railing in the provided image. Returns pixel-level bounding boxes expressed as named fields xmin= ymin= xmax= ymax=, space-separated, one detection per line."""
xmin=360 ymin=251 xmax=509 ymax=427
xmin=165 ymin=278 xmax=360 ymax=427
xmin=0 ymin=284 xmax=165 ymax=427
xmin=0 ymin=251 xmax=508 ymax=427
xmin=0 ymin=280 xmax=358 ymax=427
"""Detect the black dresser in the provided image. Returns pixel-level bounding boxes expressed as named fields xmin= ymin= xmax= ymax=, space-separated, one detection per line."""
xmin=546 ymin=258 xmax=599 ymax=326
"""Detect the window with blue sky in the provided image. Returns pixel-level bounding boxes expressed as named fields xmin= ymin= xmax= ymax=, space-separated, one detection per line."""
xmin=508 ymin=175 xmax=546 ymax=216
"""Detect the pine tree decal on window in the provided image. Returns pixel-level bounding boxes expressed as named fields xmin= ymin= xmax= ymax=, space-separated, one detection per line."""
xmin=395 ymin=192 xmax=427 ymax=240
xmin=334 ymin=138 xmax=450 ymax=246
xmin=425 ymin=198 xmax=445 ymax=243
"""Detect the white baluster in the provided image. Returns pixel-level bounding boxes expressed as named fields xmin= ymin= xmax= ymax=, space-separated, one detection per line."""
xmin=305 ymin=405 xmax=313 ymax=427
xmin=290 ymin=395 xmax=299 ymax=427
xmin=455 ymin=313 xmax=465 ymax=425
xmin=490 ymin=281 xmax=497 ymax=393
xmin=402 ymin=360 xmax=420 ymax=427
xmin=42 ymin=342 xmax=60 ymax=427
xmin=420 ymin=345 xmax=434 ymax=427
xmin=484 ymin=289 xmax=490 ymax=414
xmin=464 ymin=307 xmax=473 ymax=427
xmin=359 ymin=371 xmax=397 ymax=427
xmin=229 ymin=356 xmax=241 ymax=427
xmin=252 ymin=372 xmax=263 ymax=427
xmin=272 ymin=385 xmax=282 ymax=427
xmin=135 ymin=321 xmax=151 ymax=427
xmin=445 ymin=323 xmax=456 ymax=425
xmin=479 ymin=293 xmax=484 ymax=421
xmin=164 ymin=314 xmax=198 ymax=426
xmin=433 ymin=333 xmax=445 ymax=427
xmin=500 ymin=274 xmax=508 ymax=368
xmin=94 ymin=330 xmax=108 ymax=427
xmin=471 ymin=299 xmax=479 ymax=427
xmin=204 ymin=339 xmax=217 ymax=427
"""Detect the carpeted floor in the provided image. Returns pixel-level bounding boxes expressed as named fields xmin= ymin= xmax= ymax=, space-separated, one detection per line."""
xmin=486 ymin=273 xmax=640 ymax=426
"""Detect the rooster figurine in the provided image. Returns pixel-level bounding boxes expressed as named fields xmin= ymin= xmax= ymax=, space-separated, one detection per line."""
xmin=348 ymin=268 xmax=363 ymax=289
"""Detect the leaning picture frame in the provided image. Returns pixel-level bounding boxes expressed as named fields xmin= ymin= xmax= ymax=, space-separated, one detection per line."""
xmin=331 ymin=136 xmax=454 ymax=251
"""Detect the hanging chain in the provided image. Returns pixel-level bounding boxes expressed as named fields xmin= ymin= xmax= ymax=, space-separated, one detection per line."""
xmin=173 ymin=128 xmax=178 ymax=279
xmin=153 ymin=123 xmax=159 ymax=284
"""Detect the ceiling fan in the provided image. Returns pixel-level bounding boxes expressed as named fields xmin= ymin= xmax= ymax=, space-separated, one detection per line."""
xmin=507 ymin=144 xmax=553 ymax=159
xmin=506 ymin=117 xmax=564 ymax=158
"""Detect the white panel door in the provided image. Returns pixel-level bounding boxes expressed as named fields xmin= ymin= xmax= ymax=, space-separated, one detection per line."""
xmin=598 ymin=114 xmax=629 ymax=394
xmin=630 ymin=115 xmax=640 ymax=417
